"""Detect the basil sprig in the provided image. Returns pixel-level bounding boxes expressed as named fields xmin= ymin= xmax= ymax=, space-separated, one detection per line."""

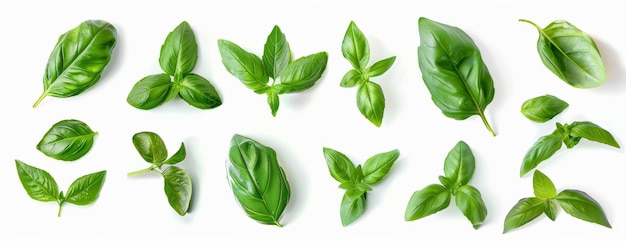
xmin=504 ymin=170 xmax=611 ymax=233
xmin=405 ymin=141 xmax=487 ymax=229
xmin=218 ymin=25 xmax=328 ymax=116
xmin=323 ymin=147 xmax=399 ymax=226
xmin=36 ymin=119 xmax=97 ymax=161
xmin=521 ymin=94 xmax=569 ymax=123
xmin=341 ymin=21 xmax=396 ymax=127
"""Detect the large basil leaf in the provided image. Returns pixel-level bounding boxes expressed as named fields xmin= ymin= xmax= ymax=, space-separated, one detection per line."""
xmin=159 ymin=21 xmax=197 ymax=79
xmin=64 ymin=170 xmax=106 ymax=205
xmin=178 ymin=74 xmax=222 ymax=109
xmin=455 ymin=185 xmax=487 ymax=229
xmin=533 ymin=170 xmax=557 ymax=200
xmin=521 ymin=94 xmax=569 ymax=123
xmin=418 ymin=17 xmax=496 ymax=136
xmin=37 ymin=119 xmax=97 ymax=161
xmin=276 ymin=52 xmax=328 ymax=94
xmin=442 ymin=141 xmax=475 ymax=188
xmin=356 ymin=81 xmax=385 ymax=127
xmin=162 ymin=166 xmax=193 ymax=216
xmin=520 ymin=133 xmax=562 ymax=176
xmin=404 ymin=184 xmax=450 ymax=221
xmin=322 ymin=147 xmax=356 ymax=185
xmin=340 ymin=192 xmax=366 ymax=227
xmin=217 ymin=39 xmax=269 ymax=92
xmin=35 ymin=20 xmax=116 ymax=107
xmin=556 ymin=189 xmax=611 ymax=228
xmin=520 ymin=19 xmax=605 ymax=88
xmin=132 ymin=132 xmax=168 ymax=165
xmin=342 ymin=21 xmax=370 ymax=69
xmin=503 ymin=197 xmax=545 ymax=233
xmin=15 ymin=160 xmax=59 ymax=202
xmin=568 ymin=121 xmax=620 ymax=148
xmin=127 ymin=74 xmax=176 ymax=110
xmin=227 ymin=134 xmax=291 ymax=226
xmin=362 ymin=149 xmax=399 ymax=185
xmin=263 ymin=25 xmax=291 ymax=79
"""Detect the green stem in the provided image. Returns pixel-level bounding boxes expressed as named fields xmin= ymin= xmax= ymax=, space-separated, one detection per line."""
xmin=479 ymin=112 xmax=496 ymax=137
xmin=127 ymin=167 xmax=155 ymax=177
xmin=57 ymin=201 xmax=63 ymax=217
xmin=33 ymin=91 xmax=48 ymax=108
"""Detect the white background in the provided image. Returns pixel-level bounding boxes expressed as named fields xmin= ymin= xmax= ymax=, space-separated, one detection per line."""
xmin=1 ymin=0 xmax=625 ymax=240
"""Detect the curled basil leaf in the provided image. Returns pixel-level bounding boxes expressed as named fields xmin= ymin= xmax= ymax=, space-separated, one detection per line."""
xmin=178 ymin=74 xmax=223 ymax=109
xmin=37 ymin=119 xmax=97 ymax=161
xmin=556 ymin=190 xmax=611 ymax=228
xmin=520 ymin=133 xmax=562 ymax=176
xmin=521 ymin=94 xmax=569 ymax=123
xmin=162 ymin=166 xmax=193 ymax=216
xmin=356 ymin=82 xmax=385 ymax=127
xmin=455 ymin=185 xmax=488 ymax=229
xmin=340 ymin=193 xmax=366 ymax=227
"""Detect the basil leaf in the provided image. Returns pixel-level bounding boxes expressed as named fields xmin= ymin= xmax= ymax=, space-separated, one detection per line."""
xmin=404 ymin=184 xmax=450 ymax=221
xmin=544 ymin=199 xmax=558 ymax=221
xmin=267 ymin=90 xmax=280 ymax=117
xmin=520 ymin=19 xmax=605 ymax=88
xmin=127 ymin=74 xmax=176 ymax=110
xmin=345 ymin=186 xmax=367 ymax=201
xmin=159 ymin=21 xmax=197 ymax=79
xmin=322 ymin=147 xmax=356 ymax=184
xmin=533 ymin=170 xmax=557 ymax=200
xmin=162 ymin=166 xmax=192 ymax=216
xmin=132 ymin=132 xmax=168 ymax=165
xmin=438 ymin=176 xmax=455 ymax=189
xmin=418 ymin=17 xmax=496 ymax=136
xmin=556 ymin=189 xmax=611 ymax=228
xmin=163 ymin=143 xmax=186 ymax=165
xmin=520 ymin=133 xmax=562 ymax=176
xmin=340 ymin=192 xmax=366 ymax=227
xmin=521 ymin=94 xmax=569 ymax=123
xmin=263 ymin=25 xmax=291 ymax=79
xmin=342 ymin=21 xmax=370 ymax=69
xmin=568 ymin=121 xmax=620 ymax=148
xmin=217 ymin=39 xmax=269 ymax=92
xmin=503 ymin=197 xmax=545 ymax=233
xmin=366 ymin=56 xmax=396 ymax=78
xmin=34 ymin=20 xmax=117 ymax=108
xmin=362 ymin=149 xmax=399 ymax=185
xmin=64 ymin=170 xmax=106 ymax=205
xmin=357 ymin=81 xmax=385 ymax=127
xmin=443 ymin=141 xmax=475 ymax=188
xmin=37 ymin=119 xmax=97 ymax=161
xmin=276 ymin=52 xmax=328 ymax=94
xmin=455 ymin=185 xmax=487 ymax=229
xmin=15 ymin=160 xmax=59 ymax=202
xmin=178 ymin=74 xmax=222 ymax=109
xmin=227 ymin=134 xmax=291 ymax=226
xmin=340 ymin=69 xmax=364 ymax=88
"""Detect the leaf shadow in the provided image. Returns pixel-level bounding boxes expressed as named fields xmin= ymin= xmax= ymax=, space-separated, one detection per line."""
xmin=595 ymin=38 xmax=626 ymax=94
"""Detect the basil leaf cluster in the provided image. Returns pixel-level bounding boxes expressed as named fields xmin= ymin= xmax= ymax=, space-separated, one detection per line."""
xmin=34 ymin=20 xmax=117 ymax=107
xmin=504 ymin=170 xmax=611 ymax=233
xmin=127 ymin=21 xmax=222 ymax=110
xmin=418 ymin=17 xmax=496 ymax=136
xmin=520 ymin=121 xmax=620 ymax=176
xmin=15 ymin=160 xmax=106 ymax=217
xmin=520 ymin=95 xmax=569 ymax=123
xmin=127 ymin=132 xmax=192 ymax=216
xmin=405 ymin=141 xmax=487 ymax=229
xmin=323 ymin=147 xmax=399 ymax=226
xmin=218 ymin=25 xmax=328 ymax=116
xmin=227 ymin=134 xmax=291 ymax=226
xmin=37 ymin=119 xmax=97 ymax=161
xmin=341 ymin=21 xmax=396 ymax=127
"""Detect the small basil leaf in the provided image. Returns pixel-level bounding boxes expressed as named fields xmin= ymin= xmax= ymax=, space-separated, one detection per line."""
xmin=533 ymin=170 xmax=557 ymax=200
xmin=521 ymin=94 xmax=569 ymax=123
xmin=568 ymin=121 xmax=620 ymax=148
xmin=503 ymin=197 xmax=545 ymax=233
xmin=163 ymin=143 xmax=186 ymax=165
xmin=262 ymin=25 xmax=291 ymax=79
xmin=353 ymin=164 xmax=364 ymax=183
xmin=338 ymin=182 xmax=355 ymax=191
xmin=366 ymin=56 xmax=396 ymax=78
xmin=340 ymin=192 xmax=366 ymax=227
xmin=443 ymin=141 xmax=475 ymax=188
xmin=455 ymin=185 xmax=488 ymax=229
xmin=357 ymin=81 xmax=385 ymax=127
xmin=37 ymin=119 xmax=97 ymax=161
xmin=342 ymin=21 xmax=370 ymax=69
xmin=404 ymin=184 xmax=450 ymax=221
xmin=277 ymin=52 xmax=328 ymax=94
xmin=544 ymin=199 xmax=558 ymax=221
xmin=362 ymin=149 xmax=399 ymax=185
xmin=162 ymin=166 xmax=192 ymax=216
xmin=217 ymin=39 xmax=269 ymax=92
xmin=64 ymin=170 xmax=106 ymax=205
xmin=127 ymin=74 xmax=175 ymax=110
xmin=322 ymin=147 xmax=356 ymax=184
xmin=132 ymin=132 xmax=168 ymax=165
xmin=345 ymin=186 xmax=367 ymax=200
xmin=340 ymin=69 xmax=364 ymax=88
xmin=267 ymin=90 xmax=279 ymax=117
xmin=520 ymin=133 xmax=563 ymax=176
xmin=438 ymin=175 xmax=454 ymax=189
xmin=15 ymin=160 xmax=59 ymax=202
xmin=556 ymin=189 xmax=611 ymax=228
xmin=178 ymin=74 xmax=222 ymax=109
xmin=159 ymin=21 xmax=197 ymax=78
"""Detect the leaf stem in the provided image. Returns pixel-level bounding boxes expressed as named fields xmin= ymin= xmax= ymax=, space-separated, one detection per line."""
xmin=33 ymin=91 xmax=47 ymax=108
xmin=479 ymin=112 xmax=496 ymax=136
xmin=57 ymin=202 xmax=63 ymax=217
xmin=127 ymin=167 xmax=155 ymax=177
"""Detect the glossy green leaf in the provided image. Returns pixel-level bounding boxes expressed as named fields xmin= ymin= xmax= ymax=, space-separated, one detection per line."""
xmin=159 ymin=21 xmax=197 ymax=79
xmin=366 ymin=56 xmax=396 ymax=78
xmin=322 ymin=147 xmax=356 ymax=184
xmin=404 ymin=184 xmax=451 ymax=221
xmin=162 ymin=166 xmax=192 ymax=216
xmin=503 ymin=197 xmax=545 ymax=233
xmin=132 ymin=132 xmax=168 ymax=165
xmin=357 ymin=81 xmax=385 ymax=127
xmin=15 ymin=160 xmax=59 ymax=202
xmin=267 ymin=90 xmax=280 ymax=117
xmin=544 ymin=199 xmax=558 ymax=221
xmin=345 ymin=185 xmax=368 ymax=200
xmin=443 ymin=141 xmax=475 ymax=188
xmin=163 ymin=143 xmax=186 ymax=165
xmin=521 ymin=94 xmax=569 ymax=123
xmin=362 ymin=149 xmax=399 ymax=185
xmin=556 ymin=189 xmax=611 ymax=228
xmin=178 ymin=74 xmax=222 ymax=109
xmin=34 ymin=20 xmax=117 ymax=108
xmin=455 ymin=185 xmax=487 ymax=229
xmin=227 ymin=134 xmax=290 ymax=227
xmin=569 ymin=121 xmax=620 ymax=148
xmin=127 ymin=74 xmax=176 ymax=110
xmin=418 ymin=17 xmax=496 ymax=136
xmin=520 ymin=19 xmax=605 ymax=88
xmin=37 ymin=119 xmax=98 ymax=161
xmin=340 ymin=192 xmax=366 ymax=226
xmin=520 ymin=133 xmax=562 ymax=176
xmin=341 ymin=69 xmax=364 ymax=87
xmin=64 ymin=170 xmax=106 ymax=205
xmin=276 ymin=52 xmax=328 ymax=94
xmin=217 ymin=39 xmax=269 ymax=92
xmin=533 ymin=170 xmax=557 ymax=200
xmin=438 ymin=176 xmax=455 ymax=189
xmin=263 ymin=25 xmax=291 ymax=79
xmin=342 ymin=21 xmax=370 ymax=69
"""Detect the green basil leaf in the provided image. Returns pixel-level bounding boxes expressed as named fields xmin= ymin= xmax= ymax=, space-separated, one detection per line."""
xmin=64 ymin=170 xmax=106 ymax=205
xmin=163 ymin=143 xmax=186 ymax=165
xmin=443 ymin=141 xmax=475 ymax=188
xmin=568 ymin=121 xmax=620 ymax=148
xmin=533 ymin=170 xmax=557 ymax=200
xmin=227 ymin=134 xmax=291 ymax=227
xmin=520 ymin=19 xmax=605 ymax=88
xmin=503 ymin=197 xmax=545 ymax=233
xmin=521 ymin=94 xmax=569 ymax=123
xmin=37 ymin=119 xmax=97 ymax=161
xmin=217 ymin=39 xmax=269 ymax=92
xmin=340 ymin=69 xmax=364 ymax=87
xmin=267 ymin=90 xmax=279 ymax=117
xmin=34 ymin=20 xmax=117 ymax=108
xmin=418 ymin=17 xmax=496 ymax=136
xmin=178 ymin=74 xmax=222 ymax=109
xmin=132 ymin=132 xmax=168 ymax=165
xmin=455 ymin=185 xmax=487 ymax=229
xmin=366 ymin=56 xmax=396 ymax=78
xmin=357 ymin=81 xmax=385 ymax=127
xmin=438 ymin=176 xmax=455 ymax=189
xmin=127 ymin=74 xmax=176 ymax=110
xmin=340 ymin=192 xmax=366 ymax=227
xmin=276 ymin=52 xmax=328 ymax=94
xmin=15 ymin=160 xmax=59 ymax=202
xmin=556 ymin=189 xmax=611 ymax=228
xmin=162 ymin=166 xmax=193 ymax=216
xmin=263 ymin=25 xmax=291 ymax=79
xmin=345 ymin=186 xmax=367 ymax=200
xmin=322 ymin=147 xmax=356 ymax=185
xmin=404 ymin=184 xmax=450 ymax=221
xmin=520 ymin=133 xmax=563 ymax=176
xmin=342 ymin=21 xmax=370 ymax=69
xmin=544 ymin=199 xmax=558 ymax=221
xmin=362 ymin=149 xmax=399 ymax=185
xmin=159 ymin=21 xmax=197 ymax=78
